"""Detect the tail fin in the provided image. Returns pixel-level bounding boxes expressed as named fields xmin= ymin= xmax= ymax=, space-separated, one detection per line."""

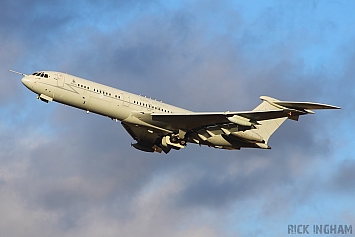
xmin=251 ymin=96 xmax=340 ymax=144
xmin=252 ymin=97 xmax=287 ymax=144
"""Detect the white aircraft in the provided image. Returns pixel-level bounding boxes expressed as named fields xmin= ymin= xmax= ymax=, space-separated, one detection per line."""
xmin=11 ymin=70 xmax=340 ymax=154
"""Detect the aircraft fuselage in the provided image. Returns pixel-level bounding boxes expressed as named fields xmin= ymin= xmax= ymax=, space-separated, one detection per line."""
xmin=22 ymin=71 xmax=189 ymax=130
xmin=17 ymin=70 xmax=340 ymax=153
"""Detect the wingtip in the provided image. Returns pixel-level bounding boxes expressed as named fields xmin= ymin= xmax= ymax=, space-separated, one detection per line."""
xmin=323 ymin=105 xmax=342 ymax=110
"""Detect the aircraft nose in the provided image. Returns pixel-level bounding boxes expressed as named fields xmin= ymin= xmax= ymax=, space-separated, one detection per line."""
xmin=21 ymin=76 xmax=32 ymax=88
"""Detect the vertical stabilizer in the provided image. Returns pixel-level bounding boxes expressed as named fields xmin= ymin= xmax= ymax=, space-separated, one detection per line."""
xmin=252 ymin=97 xmax=287 ymax=144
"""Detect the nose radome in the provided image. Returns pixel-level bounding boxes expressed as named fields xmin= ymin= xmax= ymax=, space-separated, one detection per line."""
xmin=21 ymin=76 xmax=31 ymax=88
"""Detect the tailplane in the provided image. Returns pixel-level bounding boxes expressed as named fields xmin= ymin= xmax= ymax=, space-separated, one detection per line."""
xmin=252 ymin=96 xmax=340 ymax=144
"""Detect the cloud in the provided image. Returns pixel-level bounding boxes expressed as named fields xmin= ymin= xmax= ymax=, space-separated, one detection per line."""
xmin=1 ymin=0 xmax=352 ymax=236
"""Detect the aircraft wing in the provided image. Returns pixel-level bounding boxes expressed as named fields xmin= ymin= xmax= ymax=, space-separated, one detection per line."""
xmin=150 ymin=98 xmax=341 ymax=131
xmin=123 ymin=97 xmax=340 ymax=153
xmin=121 ymin=110 xmax=291 ymax=153
xmin=151 ymin=109 xmax=296 ymax=130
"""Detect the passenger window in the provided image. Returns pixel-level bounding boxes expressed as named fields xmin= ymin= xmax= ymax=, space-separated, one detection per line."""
xmin=44 ymin=74 xmax=48 ymax=78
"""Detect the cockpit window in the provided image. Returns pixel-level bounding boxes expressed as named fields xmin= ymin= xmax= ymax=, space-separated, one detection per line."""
xmin=31 ymin=72 xmax=49 ymax=78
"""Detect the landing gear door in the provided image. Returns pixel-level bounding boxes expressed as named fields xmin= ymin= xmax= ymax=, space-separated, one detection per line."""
xmin=57 ymin=73 xmax=65 ymax=87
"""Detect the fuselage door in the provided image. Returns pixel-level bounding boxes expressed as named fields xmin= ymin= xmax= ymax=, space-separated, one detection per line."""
xmin=122 ymin=93 xmax=130 ymax=106
xmin=57 ymin=73 xmax=65 ymax=87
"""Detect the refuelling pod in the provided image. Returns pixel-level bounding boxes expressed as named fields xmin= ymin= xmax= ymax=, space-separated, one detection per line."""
xmin=131 ymin=143 xmax=154 ymax=153
xmin=255 ymin=143 xmax=271 ymax=149
xmin=227 ymin=116 xmax=255 ymax=127
xmin=230 ymin=131 xmax=264 ymax=143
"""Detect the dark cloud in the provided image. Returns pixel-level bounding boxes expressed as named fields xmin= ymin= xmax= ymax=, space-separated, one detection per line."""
xmin=331 ymin=159 xmax=355 ymax=194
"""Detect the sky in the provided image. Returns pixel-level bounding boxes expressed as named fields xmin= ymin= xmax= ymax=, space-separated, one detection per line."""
xmin=1 ymin=0 xmax=355 ymax=236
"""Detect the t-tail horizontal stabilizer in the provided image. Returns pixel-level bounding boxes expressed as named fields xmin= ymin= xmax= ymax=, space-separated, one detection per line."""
xmin=252 ymin=96 xmax=341 ymax=145
xmin=260 ymin=96 xmax=341 ymax=119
